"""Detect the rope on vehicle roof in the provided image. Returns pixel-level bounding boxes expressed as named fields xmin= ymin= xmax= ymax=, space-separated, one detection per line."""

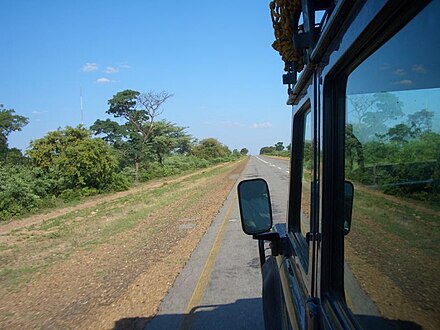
xmin=270 ymin=0 xmax=303 ymax=72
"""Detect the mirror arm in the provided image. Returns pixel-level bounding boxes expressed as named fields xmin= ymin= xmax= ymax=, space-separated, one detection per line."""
xmin=253 ymin=232 xmax=280 ymax=241
xmin=253 ymin=232 xmax=293 ymax=258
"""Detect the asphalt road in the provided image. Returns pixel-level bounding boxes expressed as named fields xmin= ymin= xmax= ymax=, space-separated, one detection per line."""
xmin=146 ymin=156 xmax=289 ymax=330
xmin=146 ymin=155 xmax=378 ymax=329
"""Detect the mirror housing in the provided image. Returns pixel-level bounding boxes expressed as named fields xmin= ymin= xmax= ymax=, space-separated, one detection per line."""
xmin=344 ymin=180 xmax=354 ymax=235
xmin=237 ymin=178 xmax=273 ymax=235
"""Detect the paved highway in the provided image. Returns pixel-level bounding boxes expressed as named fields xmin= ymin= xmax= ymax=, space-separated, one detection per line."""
xmin=146 ymin=156 xmax=288 ymax=330
xmin=146 ymin=155 xmax=378 ymax=329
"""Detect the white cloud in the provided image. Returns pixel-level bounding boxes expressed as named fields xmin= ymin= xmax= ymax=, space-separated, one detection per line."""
xmin=380 ymin=63 xmax=391 ymax=70
xmin=32 ymin=110 xmax=47 ymax=115
xmin=222 ymin=121 xmax=245 ymax=128
xmin=119 ymin=63 xmax=131 ymax=69
xmin=96 ymin=77 xmax=112 ymax=84
xmin=103 ymin=66 xmax=119 ymax=74
xmin=251 ymin=122 xmax=273 ymax=129
xmin=398 ymin=79 xmax=413 ymax=85
xmin=393 ymin=68 xmax=406 ymax=76
xmin=412 ymin=64 xmax=427 ymax=74
xmin=82 ymin=62 xmax=98 ymax=72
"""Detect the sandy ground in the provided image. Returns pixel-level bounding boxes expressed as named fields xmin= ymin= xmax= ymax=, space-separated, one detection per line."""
xmin=0 ymin=160 xmax=247 ymax=329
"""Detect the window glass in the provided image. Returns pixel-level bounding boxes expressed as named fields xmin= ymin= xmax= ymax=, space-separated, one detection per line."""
xmin=344 ymin=2 xmax=440 ymax=329
xmin=300 ymin=111 xmax=312 ymax=239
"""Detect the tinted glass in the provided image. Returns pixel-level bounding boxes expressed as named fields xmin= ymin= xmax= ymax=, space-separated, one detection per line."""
xmin=238 ymin=179 xmax=273 ymax=235
xmin=344 ymin=2 xmax=440 ymax=329
xmin=300 ymin=110 xmax=312 ymax=238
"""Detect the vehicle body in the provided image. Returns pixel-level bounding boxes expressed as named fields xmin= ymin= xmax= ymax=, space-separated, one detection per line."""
xmin=238 ymin=0 xmax=439 ymax=329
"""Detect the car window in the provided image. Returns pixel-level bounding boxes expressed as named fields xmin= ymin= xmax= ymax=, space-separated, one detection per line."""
xmin=344 ymin=2 xmax=440 ymax=329
xmin=289 ymin=107 xmax=312 ymax=269
xmin=300 ymin=110 xmax=312 ymax=239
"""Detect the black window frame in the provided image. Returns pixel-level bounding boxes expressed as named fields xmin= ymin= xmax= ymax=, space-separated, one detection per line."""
xmin=318 ymin=0 xmax=431 ymax=326
xmin=289 ymin=98 xmax=312 ymax=272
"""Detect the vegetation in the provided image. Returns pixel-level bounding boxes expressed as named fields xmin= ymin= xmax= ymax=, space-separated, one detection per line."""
xmin=346 ymin=95 xmax=439 ymax=202
xmin=260 ymin=142 xmax=291 ymax=157
xmin=0 ymin=94 xmax=248 ymax=221
xmin=0 ymin=104 xmax=29 ymax=163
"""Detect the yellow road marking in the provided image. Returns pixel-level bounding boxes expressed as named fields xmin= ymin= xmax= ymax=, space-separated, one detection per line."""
xmin=345 ymin=289 xmax=354 ymax=309
xmin=180 ymin=195 xmax=237 ymax=329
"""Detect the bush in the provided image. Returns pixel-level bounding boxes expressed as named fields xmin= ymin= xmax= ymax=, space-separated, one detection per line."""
xmin=0 ymin=165 xmax=44 ymax=220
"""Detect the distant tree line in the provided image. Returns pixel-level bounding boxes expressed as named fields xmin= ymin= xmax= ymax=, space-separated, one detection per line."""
xmin=0 ymin=91 xmax=248 ymax=221
xmin=259 ymin=141 xmax=291 ymax=157
xmin=346 ymin=93 xmax=439 ymax=202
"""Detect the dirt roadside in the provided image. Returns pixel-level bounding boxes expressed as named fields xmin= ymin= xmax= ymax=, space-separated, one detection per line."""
xmin=0 ymin=163 xmax=228 ymax=241
xmin=0 ymin=159 xmax=248 ymax=329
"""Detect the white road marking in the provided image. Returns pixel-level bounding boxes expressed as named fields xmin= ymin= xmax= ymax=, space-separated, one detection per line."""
xmin=255 ymin=156 xmax=268 ymax=164
xmin=277 ymin=167 xmax=282 ymax=170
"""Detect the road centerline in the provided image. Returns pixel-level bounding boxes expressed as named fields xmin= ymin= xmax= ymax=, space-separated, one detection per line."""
xmin=180 ymin=195 xmax=237 ymax=329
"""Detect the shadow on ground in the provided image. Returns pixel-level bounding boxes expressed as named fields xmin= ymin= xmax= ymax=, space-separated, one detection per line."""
xmin=113 ymin=298 xmax=423 ymax=330
xmin=113 ymin=298 xmax=264 ymax=330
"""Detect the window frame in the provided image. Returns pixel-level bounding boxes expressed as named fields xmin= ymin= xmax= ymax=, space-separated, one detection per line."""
xmin=317 ymin=0 xmax=431 ymax=326
xmin=288 ymin=99 xmax=312 ymax=271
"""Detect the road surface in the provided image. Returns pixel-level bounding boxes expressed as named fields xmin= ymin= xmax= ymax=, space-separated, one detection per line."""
xmin=146 ymin=155 xmax=377 ymax=329
xmin=145 ymin=156 xmax=288 ymax=330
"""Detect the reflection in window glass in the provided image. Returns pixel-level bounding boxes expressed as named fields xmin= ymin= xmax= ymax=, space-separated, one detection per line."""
xmin=344 ymin=2 xmax=440 ymax=329
xmin=300 ymin=111 xmax=312 ymax=238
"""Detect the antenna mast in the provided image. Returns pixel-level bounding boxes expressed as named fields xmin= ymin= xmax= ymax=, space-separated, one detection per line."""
xmin=80 ymin=87 xmax=84 ymax=125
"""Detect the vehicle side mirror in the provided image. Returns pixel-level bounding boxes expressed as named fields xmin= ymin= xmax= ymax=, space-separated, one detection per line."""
xmin=237 ymin=178 xmax=273 ymax=235
xmin=344 ymin=180 xmax=354 ymax=235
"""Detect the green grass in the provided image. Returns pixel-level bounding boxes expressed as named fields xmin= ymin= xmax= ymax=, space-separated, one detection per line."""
xmin=0 ymin=265 xmax=44 ymax=290
xmin=353 ymin=189 xmax=439 ymax=255
xmin=0 ymin=161 xmax=238 ymax=291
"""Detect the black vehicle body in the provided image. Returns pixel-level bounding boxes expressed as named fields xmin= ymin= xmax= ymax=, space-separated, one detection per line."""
xmin=238 ymin=0 xmax=438 ymax=329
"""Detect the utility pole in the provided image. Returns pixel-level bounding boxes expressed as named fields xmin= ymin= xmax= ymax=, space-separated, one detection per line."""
xmin=80 ymin=87 xmax=84 ymax=125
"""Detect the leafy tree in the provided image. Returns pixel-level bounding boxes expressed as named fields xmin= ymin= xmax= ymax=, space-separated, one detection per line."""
xmin=191 ymin=138 xmax=231 ymax=160
xmin=275 ymin=142 xmax=284 ymax=151
xmin=0 ymin=104 xmax=29 ymax=160
xmin=260 ymin=146 xmax=275 ymax=154
xmin=4 ymin=148 xmax=28 ymax=164
xmin=408 ymin=109 xmax=434 ymax=136
xmin=240 ymin=148 xmax=249 ymax=156
xmin=385 ymin=123 xmax=414 ymax=144
xmin=28 ymin=126 xmax=118 ymax=191
xmin=348 ymin=92 xmax=404 ymax=142
xmin=345 ymin=124 xmax=365 ymax=173
xmin=149 ymin=121 xmax=192 ymax=164
xmin=100 ymin=89 xmax=173 ymax=181
xmin=232 ymin=149 xmax=240 ymax=158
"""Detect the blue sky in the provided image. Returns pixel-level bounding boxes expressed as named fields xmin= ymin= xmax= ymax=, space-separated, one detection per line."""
xmin=1 ymin=0 xmax=292 ymax=155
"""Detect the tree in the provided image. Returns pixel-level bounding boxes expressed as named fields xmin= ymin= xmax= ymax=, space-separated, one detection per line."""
xmin=275 ymin=142 xmax=284 ymax=151
xmin=345 ymin=124 xmax=365 ymax=173
xmin=347 ymin=93 xmax=404 ymax=142
xmin=28 ymin=126 xmax=118 ymax=191
xmin=260 ymin=146 xmax=275 ymax=154
xmin=240 ymin=148 xmax=249 ymax=156
xmin=408 ymin=109 xmax=434 ymax=136
xmin=386 ymin=123 xmax=414 ymax=144
xmin=192 ymin=138 xmax=231 ymax=160
xmin=149 ymin=121 xmax=192 ymax=165
xmin=102 ymin=89 xmax=173 ymax=181
xmin=0 ymin=105 xmax=29 ymax=160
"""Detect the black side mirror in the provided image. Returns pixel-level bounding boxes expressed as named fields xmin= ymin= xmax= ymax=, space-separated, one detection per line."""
xmin=237 ymin=178 xmax=273 ymax=235
xmin=344 ymin=180 xmax=354 ymax=235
